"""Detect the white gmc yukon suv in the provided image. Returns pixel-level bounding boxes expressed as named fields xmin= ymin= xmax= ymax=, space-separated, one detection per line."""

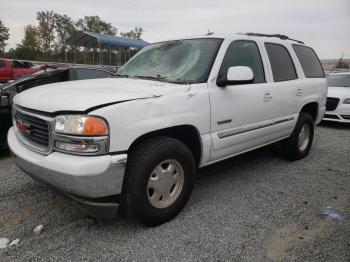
xmin=8 ymin=33 xmax=327 ymax=226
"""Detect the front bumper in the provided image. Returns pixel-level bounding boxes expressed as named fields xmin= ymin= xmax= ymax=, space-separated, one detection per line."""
xmin=8 ymin=127 xmax=127 ymax=201
xmin=323 ymin=103 xmax=350 ymax=123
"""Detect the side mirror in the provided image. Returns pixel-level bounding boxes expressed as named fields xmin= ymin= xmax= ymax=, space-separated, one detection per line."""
xmin=0 ymin=95 xmax=10 ymax=108
xmin=217 ymin=66 xmax=254 ymax=87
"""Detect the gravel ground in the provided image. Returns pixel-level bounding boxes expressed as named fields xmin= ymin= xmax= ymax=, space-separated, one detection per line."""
xmin=0 ymin=123 xmax=349 ymax=262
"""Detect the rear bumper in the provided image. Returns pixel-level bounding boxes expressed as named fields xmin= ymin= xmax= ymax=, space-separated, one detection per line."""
xmin=316 ymin=105 xmax=326 ymax=125
xmin=8 ymin=127 xmax=127 ymax=217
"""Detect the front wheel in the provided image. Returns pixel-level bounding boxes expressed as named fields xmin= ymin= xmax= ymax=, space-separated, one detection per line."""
xmin=122 ymin=136 xmax=195 ymax=226
xmin=281 ymin=112 xmax=314 ymax=161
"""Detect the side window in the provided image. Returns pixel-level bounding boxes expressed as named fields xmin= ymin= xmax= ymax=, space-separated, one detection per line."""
xmin=219 ymin=40 xmax=265 ymax=83
xmin=265 ymin=43 xmax=297 ymax=82
xmin=0 ymin=60 xmax=5 ymax=68
xmin=292 ymin=45 xmax=324 ymax=78
xmin=11 ymin=61 xmax=23 ymax=68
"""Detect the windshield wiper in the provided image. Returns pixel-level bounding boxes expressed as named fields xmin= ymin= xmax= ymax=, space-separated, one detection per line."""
xmin=133 ymin=75 xmax=198 ymax=85
xmin=167 ymin=79 xmax=198 ymax=84
xmin=133 ymin=75 xmax=167 ymax=81
xmin=112 ymin=73 xmax=130 ymax=78
xmin=113 ymin=74 xmax=196 ymax=84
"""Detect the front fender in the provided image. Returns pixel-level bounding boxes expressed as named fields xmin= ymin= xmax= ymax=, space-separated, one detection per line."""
xmin=91 ymin=84 xmax=211 ymax=152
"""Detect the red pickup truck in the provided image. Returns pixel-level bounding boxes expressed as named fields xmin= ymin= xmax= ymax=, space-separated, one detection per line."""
xmin=0 ymin=59 xmax=40 ymax=82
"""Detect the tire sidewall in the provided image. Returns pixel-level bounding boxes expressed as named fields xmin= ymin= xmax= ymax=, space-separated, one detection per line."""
xmin=125 ymin=137 xmax=195 ymax=226
xmin=292 ymin=113 xmax=314 ymax=158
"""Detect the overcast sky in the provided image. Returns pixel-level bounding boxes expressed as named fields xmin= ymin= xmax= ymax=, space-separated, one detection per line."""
xmin=1 ymin=0 xmax=349 ymax=59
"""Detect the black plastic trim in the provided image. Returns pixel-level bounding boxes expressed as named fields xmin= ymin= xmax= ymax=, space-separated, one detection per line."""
xmin=245 ymin=33 xmax=304 ymax=44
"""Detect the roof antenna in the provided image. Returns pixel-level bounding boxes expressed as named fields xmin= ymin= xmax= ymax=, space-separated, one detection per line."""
xmin=206 ymin=30 xmax=214 ymax=36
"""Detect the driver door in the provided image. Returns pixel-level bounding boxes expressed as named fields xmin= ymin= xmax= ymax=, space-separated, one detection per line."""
xmin=208 ymin=40 xmax=276 ymax=162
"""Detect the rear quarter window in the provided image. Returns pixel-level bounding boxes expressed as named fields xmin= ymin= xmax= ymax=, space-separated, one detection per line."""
xmin=292 ymin=45 xmax=325 ymax=78
xmin=265 ymin=43 xmax=297 ymax=82
xmin=0 ymin=60 xmax=5 ymax=68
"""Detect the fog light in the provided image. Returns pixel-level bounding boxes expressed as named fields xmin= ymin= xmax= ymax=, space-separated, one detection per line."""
xmin=55 ymin=141 xmax=100 ymax=153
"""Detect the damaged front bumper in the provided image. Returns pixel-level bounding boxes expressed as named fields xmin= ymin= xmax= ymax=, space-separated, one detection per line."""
xmin=8 ymin=127 xmax=127 ymax=218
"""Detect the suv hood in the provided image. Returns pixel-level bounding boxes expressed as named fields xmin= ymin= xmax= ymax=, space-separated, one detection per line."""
xmin=14 ymin=78 xmax=189 ymax=113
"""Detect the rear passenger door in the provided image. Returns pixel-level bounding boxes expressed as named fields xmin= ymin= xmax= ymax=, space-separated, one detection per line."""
xmin=263 ymin=43 xmax=300 ymax=140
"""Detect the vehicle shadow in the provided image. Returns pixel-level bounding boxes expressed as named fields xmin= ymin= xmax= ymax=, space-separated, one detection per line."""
xmin=319 ymin=121 xmax=350 ymax=130
xmin=196 ymin=143 xmax=281 ymax=180
xmin=88 ymin=143 xmax=282 ymax=228
xmin=0 ymin=148 xmax=10 ymax=159
xmin=0 ymin=148 xmax=11 ymax=168
xmin=3 ymin=141 xmax=282 ymax=230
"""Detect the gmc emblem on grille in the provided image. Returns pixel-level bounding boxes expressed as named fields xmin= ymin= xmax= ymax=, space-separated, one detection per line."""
xmin=16 ymin=120 xmax=31 ymax=134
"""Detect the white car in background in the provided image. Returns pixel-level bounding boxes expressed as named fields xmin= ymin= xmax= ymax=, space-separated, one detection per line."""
xmin=324 ymin=72 xmax=350 ymax=123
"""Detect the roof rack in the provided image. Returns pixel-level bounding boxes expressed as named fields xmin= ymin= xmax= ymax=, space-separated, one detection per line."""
xmin=244 ymin=33 xmax=305 ymax=44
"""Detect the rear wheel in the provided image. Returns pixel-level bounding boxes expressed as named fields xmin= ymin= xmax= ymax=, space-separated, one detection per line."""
xmin=281 ymin=112 xmax=314 ymax=161
xmin=122 ymin=136 xmax=195 ymax=226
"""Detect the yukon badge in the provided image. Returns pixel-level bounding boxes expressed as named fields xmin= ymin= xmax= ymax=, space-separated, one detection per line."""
xmin=217 ymin=119 xmax=232 ymax=125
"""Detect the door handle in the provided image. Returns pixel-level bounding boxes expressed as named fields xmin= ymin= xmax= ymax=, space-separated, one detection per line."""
xmin=264 ymin=92 xmax=273 ymax=102
xmin=296 ymin=88 xmax=303 ymax=96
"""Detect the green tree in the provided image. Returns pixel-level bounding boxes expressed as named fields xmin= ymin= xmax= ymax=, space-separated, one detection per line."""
xmin=53 ymin=13 xmax=76 ymax=60
xmin=0 ymin=20 xmax=10 ymax=53
xmin=36 ymin=10 xmax=56 ymax=56
xmin=120 ymin=27 xmax=143 ymax=39
xmin=76 ymin=16 xmax=118 ymax=35
xmin=15 ymin=25 xmax=41 ymax=60
xmin=5 ymin=48 xmax=17 ymax=59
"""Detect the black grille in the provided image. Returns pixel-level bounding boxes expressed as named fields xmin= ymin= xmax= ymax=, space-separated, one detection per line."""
xmin=15 ymin=111 xmax=49 ymax=147
xmin=341 ymin=115 xmax=350 ymax=120
xmin=326 ymin=97 xmax=340 ymax=111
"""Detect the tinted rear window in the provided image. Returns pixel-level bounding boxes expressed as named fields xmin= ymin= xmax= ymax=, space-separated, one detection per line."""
xmin=293 ymin=45 xmax=324 ymax=78
xmin=0 ymin=60 xmax=5 ymax=68
xmin=265 ymin=43 xmax=297 ymax=82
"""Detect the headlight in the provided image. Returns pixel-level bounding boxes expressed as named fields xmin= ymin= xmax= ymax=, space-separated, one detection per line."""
xmin=53 ymin=115 xmax=109 ymax=155
xmin=343 ymin=98 xmax=350 ymax=104
xmin=54 ymin=115 xmax=108 ymax=136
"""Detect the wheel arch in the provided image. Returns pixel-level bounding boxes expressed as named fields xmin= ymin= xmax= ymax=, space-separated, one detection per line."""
xmin=128 ymin=125 xmax=202 ymax=167
xmin=300 ymin=102 xmax=319 ymax=122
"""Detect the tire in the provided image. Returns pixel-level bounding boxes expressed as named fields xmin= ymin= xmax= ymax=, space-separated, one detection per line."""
xmin=281 ymin=112 xmax=314 ymax=161
xmin=121 ymin=136 xmax=196 ymax=226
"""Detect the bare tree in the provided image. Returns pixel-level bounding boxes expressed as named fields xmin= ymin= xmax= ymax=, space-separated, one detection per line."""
xmin=335 ymin=52 xmax=349 ymax=69
xmin=120 ymin=27 xmax=144 ymax=39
